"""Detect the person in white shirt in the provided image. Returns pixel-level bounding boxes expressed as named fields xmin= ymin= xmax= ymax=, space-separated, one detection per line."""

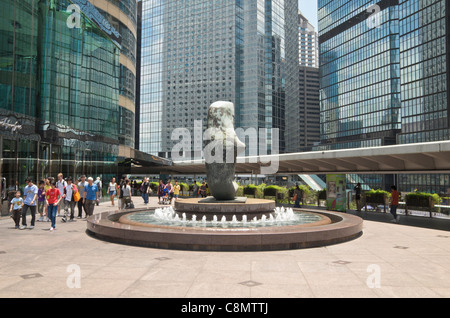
xmin=62 ymin=177 xmax=78 ymax=222
xmin=108 ymin=177 xmax=117 ymax=206
xmin=56 ymin=173 xmax=67 ymax=217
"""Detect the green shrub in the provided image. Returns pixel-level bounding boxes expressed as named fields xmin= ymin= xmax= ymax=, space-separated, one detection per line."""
xmin=263 ymin=185 xmax=283 ymax=196
xmin=150 ymin=182 xmax=159 ymax=190
xmin=236 ymin=185 xmax=244 ymax=197
xmin=406 ymin=192 xmax=441 ymax=207
xmin=179 ymin=182 xmax=189 ymax=193
xmin=365 ymin=189 xmax=390 ymax=204
xmin=243 ymin=184 xmax=258 ymax=196
xmin=188 ymin=182 xmax=202 ymax=191
xmin=288 ymin=185 xmax=311 ymax=197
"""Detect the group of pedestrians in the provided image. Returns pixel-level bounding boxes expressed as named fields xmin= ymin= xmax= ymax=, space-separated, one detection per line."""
xmin=9 ymin=174 xmax=101 ymax=231
xmin=156 ymin=180 xmax=181 ymax=204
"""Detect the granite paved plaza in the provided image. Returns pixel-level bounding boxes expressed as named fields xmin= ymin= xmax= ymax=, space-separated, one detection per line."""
xmin=1 ymin=196 xmax=450 ymax=298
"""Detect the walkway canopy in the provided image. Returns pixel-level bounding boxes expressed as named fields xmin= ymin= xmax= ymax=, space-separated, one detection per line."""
xmin=132 ymin=141 xmax=450 ymax=175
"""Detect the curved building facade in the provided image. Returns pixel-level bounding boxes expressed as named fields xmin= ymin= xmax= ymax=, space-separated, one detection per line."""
xmin=89 ymin=0 xmax=137 ymax=149
xmin=0 ymin=0 xmax=150 ymax=214
xmin=0 ymin=0 xmax=121 ymax=183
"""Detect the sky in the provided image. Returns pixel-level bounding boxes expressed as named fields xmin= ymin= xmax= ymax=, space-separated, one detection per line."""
xmin=298 ymin=0 xmax=318 ymax=30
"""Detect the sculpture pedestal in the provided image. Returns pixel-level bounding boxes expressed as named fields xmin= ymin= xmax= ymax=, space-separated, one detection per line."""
xmin=198 ymin=196 xmax=247 ymax=204
xmin=174 ymin=197 xmax=275 ymax=221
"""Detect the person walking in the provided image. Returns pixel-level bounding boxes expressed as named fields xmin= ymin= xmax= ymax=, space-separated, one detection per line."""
xmin=199 ymin=182 xmax=207 ymax=198
xmin=118 ymin=177 xmax=125 ymax=208
xmin=354 ymin=183 xmax=362 ymax=212
xmin=83 ymin=177 xmax=99 ymax=217
xmin=293 ymin=185 xmax=303 ymax=208
xmin=43 ymin=178 xmax=52 ymax=222
xmin=192 ymin=182 xmax=199 ymax=198
xmin=157 ymin=180 xmax=165 ymax=204
xmin=108 ymin=177 xmax=117 ymax=206
xmin=10 ymin=190 xmax=23 ymax=229
xmin=56 ymin=173 xmax=67 ymax=217
xmin=94 ymin=177 xmax=102 ymax=205
xmin=141 ymin=177 xmax=150 ymax=204
xmin=46 ymin=181 xmax=61 ymax=231
xmin=173 ymin=181 xmax=181 ymax=202
xmin=121 ymin=179 xmax=132 ymax=209
xmin=62 ymin=177 xmax=78 ymax=222
xmin=21 ymin=177 xmax=38 ymax=230
xmin=77 ymin=175 xmax=88 ymax=219
xmin=165 ymin=181 xmax=174 ymax=204
xmin=390 ymin=185 xmax=400 ymax=223
xmin=37 ymin=180 xmax=46 ymax=222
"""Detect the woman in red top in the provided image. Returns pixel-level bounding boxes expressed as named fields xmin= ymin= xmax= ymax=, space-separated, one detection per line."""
xmin=390 ymin=185 xmax=400 ymax=223
xmin=46 ymin=181 xmax=61 ymax=231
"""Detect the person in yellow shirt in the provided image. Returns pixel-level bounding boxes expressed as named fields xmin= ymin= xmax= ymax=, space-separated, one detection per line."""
xmin=173 ymin=181 xmax=181 ymax=201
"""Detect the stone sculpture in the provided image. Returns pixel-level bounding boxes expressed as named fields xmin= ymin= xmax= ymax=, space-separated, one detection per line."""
xmin=204 ymin=101 xmax=245 ymax=201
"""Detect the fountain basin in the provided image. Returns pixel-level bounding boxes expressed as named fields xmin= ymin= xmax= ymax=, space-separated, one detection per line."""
xmin=86 ymin=208 xmax=363 ymax=251
xmin=174 ymin=197 xmax=275 ymax=221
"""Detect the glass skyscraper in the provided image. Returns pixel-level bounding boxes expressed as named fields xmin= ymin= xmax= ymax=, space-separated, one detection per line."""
xmin=139 ymin=0 xmax=299 ymax=158
xmin=318 ymin=0 xmax=450 ymax=193
xmin=396 ymin=0 xmax=449 ymax=193
xmin=0 ymin=0 xmax=122 ymax=204
xmin=318 ymin=0 xmax=401 ymax=151
xmin=397 ymin=0 xmax=448 ymax=145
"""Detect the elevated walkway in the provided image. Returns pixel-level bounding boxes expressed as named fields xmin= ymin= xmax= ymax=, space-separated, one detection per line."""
xmin=139 ymin=140 xmax=450 ymax=175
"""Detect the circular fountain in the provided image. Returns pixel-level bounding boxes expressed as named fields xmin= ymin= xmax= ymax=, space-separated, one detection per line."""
xmin=86 ymin=102 xmax=363 ymax=251
xmin=86 ymin=203 xmax=362 ymax=251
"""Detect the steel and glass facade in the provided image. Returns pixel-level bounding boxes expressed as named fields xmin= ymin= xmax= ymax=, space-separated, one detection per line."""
xmin=397 ymin=0 xmax=448 ymax=144
xmin=139 ymin=0 xmax=299 ymax=158
xmin=318 ymin=0 xmax=401 ymax=151
xmin=0 ymin=0 xmax=121 ymax=201
xmin=318 ymin=0 xmax=450 ymax=193
xmin=90 ymin=0 xmax=138 ymax=148
xmin=396 ymin=0 xmax=449 ymax=193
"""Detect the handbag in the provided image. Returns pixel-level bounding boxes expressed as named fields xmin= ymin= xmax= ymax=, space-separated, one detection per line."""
xmin=293 ymin=194 xmax=297 ymax=201
xmin=73 ymin=186 xmax=81 ymax=202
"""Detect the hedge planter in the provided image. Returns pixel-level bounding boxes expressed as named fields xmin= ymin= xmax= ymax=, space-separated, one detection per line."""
xmin=363 ymin=191 xmax=390 ymax=213
xmin=243 ymin=186 xmax=258 ymax=198
xmin=405 ymin=193 xmax=439 ymax=218
xmin=263 ymin=186 xmax=284 ymax=202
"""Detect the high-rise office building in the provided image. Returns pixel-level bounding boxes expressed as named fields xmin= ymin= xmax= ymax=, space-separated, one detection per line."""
xmin=139 ymin=0 xmax=299 ymax=158
xmin=397 ymin=0 xmax=448 ymax=145
xmin=298 ymin=10 xmax=319 ymax=68
xmin=0 ymin=0 xmax=121 ymax=194
xmin=317 ymin=0 xmax=450 ymax=193
xmin=396 ymin=0 xmax=449 ymax=193
xmin=318 ymin=0 xmax=401 ymax=151
xmin=285 ymin=11 xmax=321 ymax=153
xmin=298 ymin=66 xmax=320 ymax=151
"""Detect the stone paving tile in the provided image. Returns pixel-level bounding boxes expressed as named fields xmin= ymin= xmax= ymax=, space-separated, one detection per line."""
xmin=1 ymin=196 xmax=450 ymax=298
xmin=250 ymin=283 xmax=315 ymax=298
xmin=185 ymin=282 xmax=251 ymax=298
